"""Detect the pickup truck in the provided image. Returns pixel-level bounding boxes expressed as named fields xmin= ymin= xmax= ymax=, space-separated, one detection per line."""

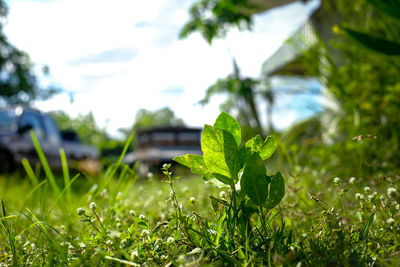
xmin=0 ymin=106 xmax=99 ymax=173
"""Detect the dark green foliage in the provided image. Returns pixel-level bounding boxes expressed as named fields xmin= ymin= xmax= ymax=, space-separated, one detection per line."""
xmin=180 ymin=0 xmax=255 ymax=44
xmin=0 ymin=0 xmax=57 ymax=105
xmin=342 ymin=27 xmax=400 ymax=55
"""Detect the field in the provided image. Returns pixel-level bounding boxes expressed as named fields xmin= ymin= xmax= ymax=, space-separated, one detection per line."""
xmin=1 ymin=113 xmax=400 ymax=266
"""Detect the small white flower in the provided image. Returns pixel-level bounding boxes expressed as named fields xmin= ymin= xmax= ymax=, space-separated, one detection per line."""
xmin=131 ymin=250 xmax=139 ymax=259
xmin=349 ymin=177 xmax=356 ymax=184
xmin=333 ymin=177 xmax=341 ymax=185
xmin=387 ymin=187 xmax=397 ymax=198
xmin=364 ymin=186 xmax=371 ymax=193
xmin=139 ymin=214 xmax=146 ymax=220
xmin=355 ymin=193 xmax=364 ymax=200
xmin=129 ymin=210 xmax=136 ymax=217
xmin=386 ymin=218 xmax=395 ymax=225
xmin=76 ymin=207 xmax=85 ymax=215
xmin=368 ymin=192 xmax=377 ymax=200
xmin=89 ymin=202 xmax=97 ymax=211
xmin=147 ymin=172 xmax=154 ymax=178
xmin=166 ymin=236 xmax=174 ymax=244
xmin=219 ymin=191 xmax=227 ymax=198
xmin=189 ymin=197 xmax=196 ymax=204
xmin=141 ymin=229 xmax=150 ymax=239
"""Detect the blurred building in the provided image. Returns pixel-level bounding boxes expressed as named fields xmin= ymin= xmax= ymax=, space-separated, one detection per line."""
xmin=255 ymin=0 xmax=337 ymax=77
xmin=123 ymin=127 xmax=202 ymax=176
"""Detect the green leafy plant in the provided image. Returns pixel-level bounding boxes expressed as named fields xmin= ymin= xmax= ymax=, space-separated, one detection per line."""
xmin=174 ymin=111 xmax=284 ymax=220
xmin=339 ymin=0 xmax=400 ymax=55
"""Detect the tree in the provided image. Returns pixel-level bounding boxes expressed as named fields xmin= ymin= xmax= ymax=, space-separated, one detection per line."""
xmin=179 ymin=0 xmax=254 ymax=44
xmin=0 ymin=0 xmax=57 ymax=105
xmin=130 ymin=107 xmax=184 ymax=132
xmin=200 ymin=58 xmax=265 ymax=138
xmin=50 ymin=111 xmax=126 ymax=161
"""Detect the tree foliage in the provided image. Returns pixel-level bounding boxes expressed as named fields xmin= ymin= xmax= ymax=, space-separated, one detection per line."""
xmin=180 ymin=0 xmax=255 ymax=44
xmin=0 ymin=0 xmax=57 ymax=105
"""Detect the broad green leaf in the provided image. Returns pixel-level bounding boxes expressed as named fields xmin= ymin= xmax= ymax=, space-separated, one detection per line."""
xmin=260 ymin=136 xmax=276 ymax=160
xmin=214 ymin=111 xmax=241 ymax=146
xmin=173 ymin=154 xmax=210 ymax=177
xmin=245 ymin=135 xmax=276 ymax=160
xmin=366 ymin=0 xmax=400 ymax=21
xmin=202 ymin=125 xmax=241 ymax=183
xmin=240 ymin=153 xmax=268 ymax=206
xmin=245 ymin=134 xmax=263 ymax=152
xmin=342 ymin=27 xmax=400 ymax=56
xmin=265 ymin=172 xmax=285 ymax=210
xmin=213 ymin=173 xmax=234 ymax=187
xmin=204 ymin=177 xmax=229 ymax=188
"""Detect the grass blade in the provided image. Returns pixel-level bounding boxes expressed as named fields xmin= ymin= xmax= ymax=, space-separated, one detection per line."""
xmin=29 ymin=131 xmax=60 ymax=196
xmin=59 ymin=148 xmax=71 ymax=203
xmin=21 ymin=158 xmax=39 ymax=186
xmin=360 ymin=212 xmax=375 ymax=241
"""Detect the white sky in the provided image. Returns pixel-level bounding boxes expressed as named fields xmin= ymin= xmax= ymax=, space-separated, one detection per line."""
xmin=4 ymin=0 xmax=320 ymax=138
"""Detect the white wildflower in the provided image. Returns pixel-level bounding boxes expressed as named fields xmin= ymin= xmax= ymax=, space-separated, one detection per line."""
xmin=131 ymin=250 xmax=139 ymax=259
xmin=349 ymin=177 xmax=356 ymax=184
xmin=387 ymin=187 xmax=397 ymax=198
xmin=76 ymin=207 xmax=85 ymax=215
xmin=166 ymin=236 xmax=174 ymax=244
xmin=356 ymin=194 xmax=364 ymax=200
xmin=386 ymin=218 xmax=395 ymax=225
xmin=141 ymin=229 xmax=150 ymax=239
xmin=219 ymin=191 xmax=227 ymax=198
xmin=89 ymin=202 xmax=97 ymax=211
xmin=333 ymin=177 xmax=341 ymax=185
xmin=129 ymin=210 xmax=136 ymax=217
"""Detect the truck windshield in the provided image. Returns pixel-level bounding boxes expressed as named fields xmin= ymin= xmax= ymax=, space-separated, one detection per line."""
xmin=0 ymin=110 xmax=17 ymax=130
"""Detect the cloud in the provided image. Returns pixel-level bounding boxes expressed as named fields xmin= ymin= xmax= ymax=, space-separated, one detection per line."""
xmin=69 ymin=47 xmax=137 ymax=65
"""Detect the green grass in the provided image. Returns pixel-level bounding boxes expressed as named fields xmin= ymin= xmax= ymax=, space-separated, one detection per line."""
xmin=0 ymin=119 xmax=400 ymax=266
xmin=0 ymin=163 xmax=400 ymax=266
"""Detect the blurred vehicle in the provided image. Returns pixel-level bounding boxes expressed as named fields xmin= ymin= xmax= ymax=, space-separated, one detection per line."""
xmin=123 ymin=126 xmax=202 ymax=176
xmin=0 ymin=106 xmax=99 ymax=173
